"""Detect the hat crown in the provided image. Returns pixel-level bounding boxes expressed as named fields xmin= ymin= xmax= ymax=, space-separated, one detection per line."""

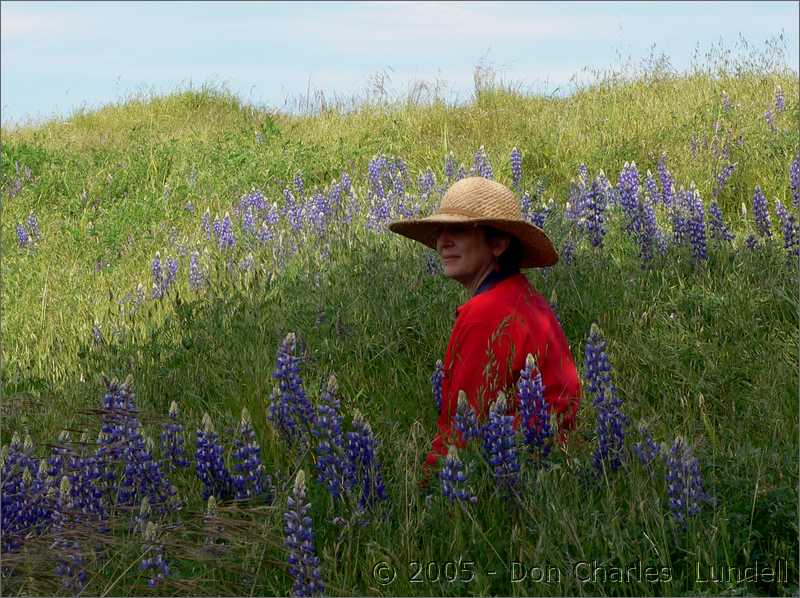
xmin=441 ymin=177 xmax=521 ymax=220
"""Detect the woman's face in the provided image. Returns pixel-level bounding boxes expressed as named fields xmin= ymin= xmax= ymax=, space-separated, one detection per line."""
xmin=434 ymin=224 xmax=508 ymax=290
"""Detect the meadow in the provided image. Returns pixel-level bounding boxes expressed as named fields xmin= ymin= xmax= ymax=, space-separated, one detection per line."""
xmin=1 ymin=46 xmax=799 ymax=596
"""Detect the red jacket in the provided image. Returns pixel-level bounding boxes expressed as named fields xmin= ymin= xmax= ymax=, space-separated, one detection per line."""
xmin=425 ymin=272 xmax=582 ymax=471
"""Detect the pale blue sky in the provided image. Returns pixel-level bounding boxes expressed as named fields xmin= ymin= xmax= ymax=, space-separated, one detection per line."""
xmin=1 ymin=1 xmax=798 ymax=126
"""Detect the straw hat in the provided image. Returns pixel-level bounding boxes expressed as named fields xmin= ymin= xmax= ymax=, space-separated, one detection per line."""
xmin=388 ymin=176 xmax=558 ymax=268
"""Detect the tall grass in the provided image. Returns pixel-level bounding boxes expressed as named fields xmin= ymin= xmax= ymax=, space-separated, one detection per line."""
xmin=1 ymin=42 xmax=798 ymax=596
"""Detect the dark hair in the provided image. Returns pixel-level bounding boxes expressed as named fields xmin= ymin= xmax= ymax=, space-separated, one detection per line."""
xmin=484 ymin=226 xmax=522 ymax=272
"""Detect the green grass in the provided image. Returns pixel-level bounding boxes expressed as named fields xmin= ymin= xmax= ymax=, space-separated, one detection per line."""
xmin=1 ymin=52 xmax=798 ymax=596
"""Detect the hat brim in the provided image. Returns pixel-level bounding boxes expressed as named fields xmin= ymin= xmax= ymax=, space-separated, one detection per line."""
xmin=388 ymin=214 xmax=558 ymax=268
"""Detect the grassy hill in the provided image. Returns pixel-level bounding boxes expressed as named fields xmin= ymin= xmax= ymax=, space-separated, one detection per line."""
xmin=1 ymin=60 xmax=798 ymax=596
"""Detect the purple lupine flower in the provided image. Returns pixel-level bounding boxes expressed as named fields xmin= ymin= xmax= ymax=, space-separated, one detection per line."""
xmin=774 ymin=85 xmax=784 ymax=112
xmin=764 ymin=110 xmax=776 ymax=133
xmin=239 ymin=253 xmax=254 ymax=273
xmin=212 ymin=215 xmax=222 ymax=241
xmin=635 ymin=196 xmax=659 ymax=270
xmin=201 ymin=209 xmax=211 ymax=240
xmin=471 ymin=146 xmax=494 ymax=179
xmin=520 ymin=191 xmax=533 ymax=223
xmin=444 ymin=152 xmax=456 ymax=183
xmin=268 ymin=333 xmax=315 ymax=446
xmin=242 ymin=206 xmax=256 ymax=235
xmin=585 ymin=324 xmax=628 ymax=472
xmin=560 ymin=238 xmax=575 ymax=266
xmin=164 ymin=256 xmax=178 ymax=292
xmin=284 ymin=470 xmax=324 ymax=596
xmin=140 ymin=521 xmax=170 ymax=588
xmin=752 ymin=185 xmax=772 ymax=238
xmin=516 ymin=354 xmax=552 ymax=459
xmin=480 ymin=393 xmax=520 ymax=490
xmin=312 ymin=374 xmax=354 ymax=500
xmin=665 ymin=437 xmax=712 ymax=528
xmin=671 ymin=187 xmax=691 ymax=247
xmin=418 ymin=169 xmax=436 ymax=201
xmin=257 ymin=221 xmax=274 ymax=244
xmin=340 ymin=172 xmax=352 ymax=196
xmin=294 ymin=173 xmax=305 ymax=201
xmin=708 ymin=201 xmax=735 ymax=243
xmin=617 ymin=162 xmax=640 ymax=235
xmin=118 ymin=426 xmax=177 ymax=512
xmin=721 ymin=90 xmax=730 ymax=112
xmin=189 ymin=252 xmax=205 ymax=290
xmin=775 ymin=200 xmax=800 ymax=266
xmin=219 ymin=212 xmax=236 ymax=249
xmin=454 ymin=391 xmax=480 ymax=443
xmin=346 ymin=410 xmax=387 ymax=509
xmin=790 ymin=154 xmax=799 ymax=209
xmin=439 ymin=446 xmax=477 ymax=504
xmin=456 ymin=165 xmax=467 ymax=181
xmin=657 ymin=154 xmax=675 ymax=208
xmin=687 ymin=185 xmax=708 ymax=265
xmin=644 ymin=170 xmax=661 ymax=204
xmin=431 ymin=360 xmax=444 ymax=414
xmin=745 ymin=233 xmax=758 ymax=250
xmin=632 ymin=426 xmax=661 ymax=467
xmin=151 ymin=252 xmax=163 ymax=299
xmin=510 ymin=147 xmax=523 ymax=191
xmin=232 ymin=408 xmax=271 ymax=502
xmin=585 ymin=174 xmax=609 ymax=248
xmin=160 ymin=401 xmax=189 ymax=470
xmin=52 ymin=477 xmax=89 ymax=596
xmin=713 ymin=162 xmax=736 ymax=198
xmin=26 ymin=212 xmax=41 ymax=241
xmin=16 ymin=223 xmax=29 ymax=248
xmin=195 ymin=413 xmax=234 ymax=501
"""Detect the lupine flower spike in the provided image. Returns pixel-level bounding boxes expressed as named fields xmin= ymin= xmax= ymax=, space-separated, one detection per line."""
xmin=431 ymin=360 xmax=444 ymax=414
xmin=313 ymin=374 xmax=353 ymax=501
xmin=517 ymin=354 xmax=552 ymax=460
xmin=160 ymin=401 xmax=189 ymax=470
xmin=481 ymin=392 xmax=520 ymax=490
xmin=454 ymin=391 xmax=479 ymax=442
xmin=584 ymin=324 xmax=628 ymax=472
xmin=440 ymin=446 xmax=477 ymax=504
xmin=284 ymin=470 xmax=325 ymax=596
xmin=196 ymin=413 xmax=233 ymax=501
xmin=232 ymin=407 xmax=271 ymax=502
xmin=140 ymin=521 xmax=169 ymax=588
xmin=346 ymin=410 xmax=388 ymax=509
xmin=665 ymin=437 xmax=712 ymax=528
xmin=632 ymin=425 xmax=661 ymax=468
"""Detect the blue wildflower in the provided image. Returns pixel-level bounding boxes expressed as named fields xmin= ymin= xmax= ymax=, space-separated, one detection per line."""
xmin=16 ymin=223 xmax=30 ymax=248
xmin=775 ymin=200 xmax=800 ymax=267
xmin=708 ymin=201 xmax=735 ymax=243
xmin=665 ymin=437 xmax=712 ymax=528
xmin=775 ymin=85 xmax=784 ymax=112
xmin=687 ymin=185 xmax=708 ymax=265
xmin=657 ymin=154 xmax=675 ymax=208
xmin=160 ymin=401 xmax=189 ymax=471
xmin=632 ymin=425 xmax=661 ymax=468
xmin=232 ymin=408 xmax=271 ymax=502
xmin=616 ymin=162 xmax=640 ymax=234
xmin=195 ymin=413 xmax=234 ymax=501
xmin=294 ymin=173 xmax=305 ymax=201
xmin=312 ymin=375 xmax=354 ymax=501
xmin=151 ymin=252 xmax=163 ymax=300
xmin=791 ymin=154 xmax=800 ymax=209
xmin=439 ymin=446 xmax=477 ymax=504
xmin=510 ymin=147 xmax=523 ymax=191
xmin=346 ymin=410 xmax=387 ymax=509
xmin=268 ymin=333 xmax=315 ymax=446
xmin=454 ymin=391 xmax=480 ymax=443
xmin=481 ymin=393 xmax=520 ymax=490
xmin=752 ymin=185 xmax=772 ymax=238
xmin=471 ymin=145 xmax=494 ymax=179
xmin=585 ymin=324 xmax=628 ymax=472
xmin=140 ymin=521 xmax=170 ymax=588
xmin=431 ymin=360 xmax=444 ymax=414
xmin=26 ymin=212 xmax=41 ymax=241
xmin=585 ymin=174 xmax=609 ymax=248
xmin=284 ymin=470 xmax=324 ymax=596
xmin=516 ymin=354 xmax=552 ymax=459
xmin=713 ymin=163 xmax=736 ymax=198
xmin=219 ymin=212 xmax=236 ymax=249
xmin=189 ymin=251 xmax=205 ymax=290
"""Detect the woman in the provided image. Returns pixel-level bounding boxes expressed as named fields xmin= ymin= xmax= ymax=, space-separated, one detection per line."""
xmin=388 ymin=176 xmax=582 ymax=474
